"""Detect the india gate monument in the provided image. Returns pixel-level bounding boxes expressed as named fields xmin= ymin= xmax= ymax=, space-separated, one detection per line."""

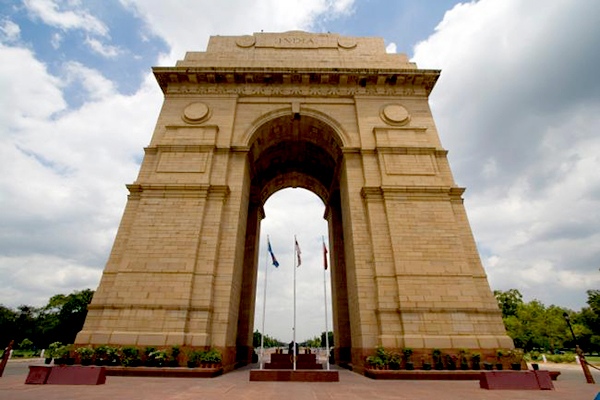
xmin=75 ymin=31 xmax=513 ymax=373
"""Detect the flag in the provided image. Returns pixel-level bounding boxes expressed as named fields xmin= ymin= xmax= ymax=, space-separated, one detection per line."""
xmin=323 ymin=240 xmax=328 ymax=270
xmin=267 ymin=239 xmax=279 ymax=267
xmin=295 ymin=238 xmax=301 ymax=267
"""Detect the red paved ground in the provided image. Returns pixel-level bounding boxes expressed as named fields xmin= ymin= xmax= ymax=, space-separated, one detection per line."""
xmin=2 ymin=360 xmax=599 ymax=400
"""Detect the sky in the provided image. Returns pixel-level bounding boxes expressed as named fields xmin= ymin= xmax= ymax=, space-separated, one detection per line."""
xmin=1 ymin=0 xmax=599 ymax=343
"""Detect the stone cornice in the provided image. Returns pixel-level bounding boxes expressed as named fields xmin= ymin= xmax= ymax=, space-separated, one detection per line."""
xmin=126 ymin=183 xmax=230 ymax=199
xmin=153 ymin=67 xmax=440 ymax=97
xmin=361 ymin=186 xmax=466 ymax=201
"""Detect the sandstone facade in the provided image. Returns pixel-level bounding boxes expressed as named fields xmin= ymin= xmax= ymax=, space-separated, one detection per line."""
xmin=75 ymin=31 xmax=513 ymax=372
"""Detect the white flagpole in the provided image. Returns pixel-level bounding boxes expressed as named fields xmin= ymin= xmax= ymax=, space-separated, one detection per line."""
xmin=323 ymin=236 xmax=330 ymax=370
xmin=293 ymin=235 xmax=297 ymax=371
xmin=260 ymin=236 xmax=269 ymax=370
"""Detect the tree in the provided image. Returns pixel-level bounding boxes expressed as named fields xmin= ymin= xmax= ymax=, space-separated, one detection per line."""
xmin=0 ymin=305 xmax=17 ymax=347
xmin=321 ymin=331 xmax=334 ymax=348
xmin=252 ymin=330 xmax=283 ymax=348
xmin=494 ymin=289 xmax=524 ymax=318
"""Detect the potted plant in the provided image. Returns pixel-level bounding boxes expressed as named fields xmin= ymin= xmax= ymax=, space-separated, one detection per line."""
xmin=421 ymin=356 xmax=432 ymax=370
xmin=530 ymin=351 xmax=540 ymax=370
xmin=432 ymin=348 xmax=443 ymax=370
xmin=495 ymin=349 xmax=504 ymax=370
xmin=200 ymin=348 xmax=222 ymax=368
xmin=509 ymin=349 xmax=524 ymax=371
xmin=94 ymin=345 xmax=120 ymax=366
xmin=389 ymin=352 xmax=401 ymax=370
xmin=143 ymin=347 xmax=157 ymax=366
xmin=121 ymin=346 xmax=141 ymax=367
xmin=168 ymin=345 xmax=181 ymax=367
xmin=459 ymin=349 xmax=469 ymax=370
xmin=471 ymin=352 xmax=481 ymax=370
xmin=75 ymin=346 xmax=94 ymax=366
xmin=187 ymin=350 xmax=202 ymax=368
xmin=54 ymin=345 xmax=72 ymax=365
xmin=402 ymin=348 xmax=414 ymax=370
xmin=366 ymin=354 xmax=384 ymax=370
xmin=445 ymin=353 xmax=457 ymax=370
xmin=45 ymin=341 xmax=62 ymax=364
xmin=148 ymin=350 xmax=168 ymax=367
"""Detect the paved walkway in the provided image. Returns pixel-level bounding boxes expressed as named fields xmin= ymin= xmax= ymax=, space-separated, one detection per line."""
xmin=1 ymin=360 xmax=599 ymax=400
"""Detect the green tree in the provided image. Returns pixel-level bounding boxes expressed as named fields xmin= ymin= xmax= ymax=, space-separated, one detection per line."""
xmin=37 ymin=289 xmax=95 ymax=347
xmin=573 ymin=290 xmax=600 ymax=352
xmin=494 ymin=289 xmax=524 ymax=318
xmin=304 ymin=336 xmax=321 ymax=348
xmin=500 ymin=296 xmax=571 ymax=352
xmin=252 ymin=330 xmax=283 ymax=348
xmin=320 ymin=331 xmax=334 ymax=348
xmin=0 ymin=305 xmax=17 ymax=347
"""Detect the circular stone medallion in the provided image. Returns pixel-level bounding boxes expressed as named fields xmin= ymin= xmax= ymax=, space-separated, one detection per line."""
xmin=337 ymin=37 xmax=357 ymax=49
xmin=381 ymin=104 xmax=410 ymax=125
xmin=236 ymin=35 xmax=256 ymax=48
xmin=183 ymin=102 xmax=209 ymax=123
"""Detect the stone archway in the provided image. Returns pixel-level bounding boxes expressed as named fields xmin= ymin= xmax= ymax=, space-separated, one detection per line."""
xmin=75 ymin=31 xmax=513 ymax=374
xmin=234 ymin=112 xmax=353 ymax=367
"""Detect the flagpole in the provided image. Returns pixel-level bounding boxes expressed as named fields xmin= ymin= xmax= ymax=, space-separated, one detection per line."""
xmin=260 ymin=235 xmax=270 ymax=370
xmin=323 ymin=236 xmax=330 ymax=370
xmin=293 ymin=235 xmax=297 ymax=371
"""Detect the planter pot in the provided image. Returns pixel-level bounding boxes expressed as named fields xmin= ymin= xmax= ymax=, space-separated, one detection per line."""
xmin=472 ymin=362 xmax=481 ymax=370
xmin=483 ymin=362 xmax=493 ymax=371
xmin=446 ymin=363 xmax=456 ymax=371
xmin=44 ymin=358 xmax=52 ymax=365
xmin=187 ymin=361 xmax=197 ymax=368
xmin=511 ymin=363 xmax=521 ymax=371
xmin=495 ymin=363 xmax=503 ymax=370
xmin=54 ymin=358 xmax=66 ymax=365
xmin=532 ymin=363 xmax=539 ymax=370
xmin=389 ymin=362 xmax=400 ymax=370
xmin=405 ymin=362 xmax=414 ymax=371
xmin=81 ymin=359 xmax=92 ymax=366
xmin=434 ymin=362 xmax=444 ymax=371
xmin=422 ymin=362 xmax=432 ymax=370
xmin=460 ymin=362 xmax=469 ymax=370
xmin=66 ymin=358 xmax=75 ymax=365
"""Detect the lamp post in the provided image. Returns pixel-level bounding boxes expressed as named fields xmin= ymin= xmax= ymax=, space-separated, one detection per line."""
xmin=563 ymin=312 xmax=595 ymax=384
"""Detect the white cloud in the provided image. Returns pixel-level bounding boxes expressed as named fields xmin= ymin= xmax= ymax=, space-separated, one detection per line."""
xmin=23 ymin=0 xmax=108 ymax=36
xmin=385 ymin=42 xmax=397 ymax=53
xmin=413 ymin=0 xmax=600 ymax=309
xmin=0 ymin=18 xmax=20 ymax=43
xmin=63 ymin=61 xmax=117 ymax=100
xmin=0 ymin=42 xmax=162 ymax=308
xmin=50 ymin=32 xmax=62 ymax=49
xmin=84 ymin=36 xmax=122 ymax=58
xmin=120 ymin=0 xmax=355 ymax=64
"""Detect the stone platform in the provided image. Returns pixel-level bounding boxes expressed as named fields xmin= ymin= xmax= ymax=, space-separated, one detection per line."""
xmin=365 ymin=369 xmax=560 ymax=382
xmin=249 ymin=369 xmax=339 ymax=382
xmin=265 ymin=353 xmax=323 ymax=370
xmin=105 ymin=366 xmax=223 ymax=378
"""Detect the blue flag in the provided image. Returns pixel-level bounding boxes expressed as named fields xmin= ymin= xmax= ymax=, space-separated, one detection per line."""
xmin=268 ymin=239 xmax=279 ymax=267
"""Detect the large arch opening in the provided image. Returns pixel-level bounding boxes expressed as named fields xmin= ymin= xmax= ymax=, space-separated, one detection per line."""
xmin=235 ymin=113 xmax=352 ymax=367
xmin=252 ymin=188 xmax=331 ymax=352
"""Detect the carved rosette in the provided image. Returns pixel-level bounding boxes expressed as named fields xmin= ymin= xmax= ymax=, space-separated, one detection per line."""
xmin=182 ymin=102 xmax=210 ymax=124
xmin=380 ymin=104 xmax=410 ymax=125
xmin=235 ymin=35 xmax=256 ymax=48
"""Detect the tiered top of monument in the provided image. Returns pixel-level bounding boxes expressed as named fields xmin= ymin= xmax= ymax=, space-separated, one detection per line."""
xmin=176 ymin=31 xmax=417 ymax=70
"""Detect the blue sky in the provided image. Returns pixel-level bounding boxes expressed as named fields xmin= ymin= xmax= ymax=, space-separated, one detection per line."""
xmin=1 ymin=0 xmax=600 ymax=342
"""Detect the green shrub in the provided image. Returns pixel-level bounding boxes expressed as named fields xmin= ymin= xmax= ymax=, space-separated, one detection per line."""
xmin=201 ymin=348 xmax=222 ymax=364
xmin=121 ymin=346 xmax=141 ymax=367
xmin=545 ymin=353 xmax=576 ymax=363
xmin=46 ymin=341 xmax=63 ymax=359
xmin=18 ymin=338 xmax=33 ymax=351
